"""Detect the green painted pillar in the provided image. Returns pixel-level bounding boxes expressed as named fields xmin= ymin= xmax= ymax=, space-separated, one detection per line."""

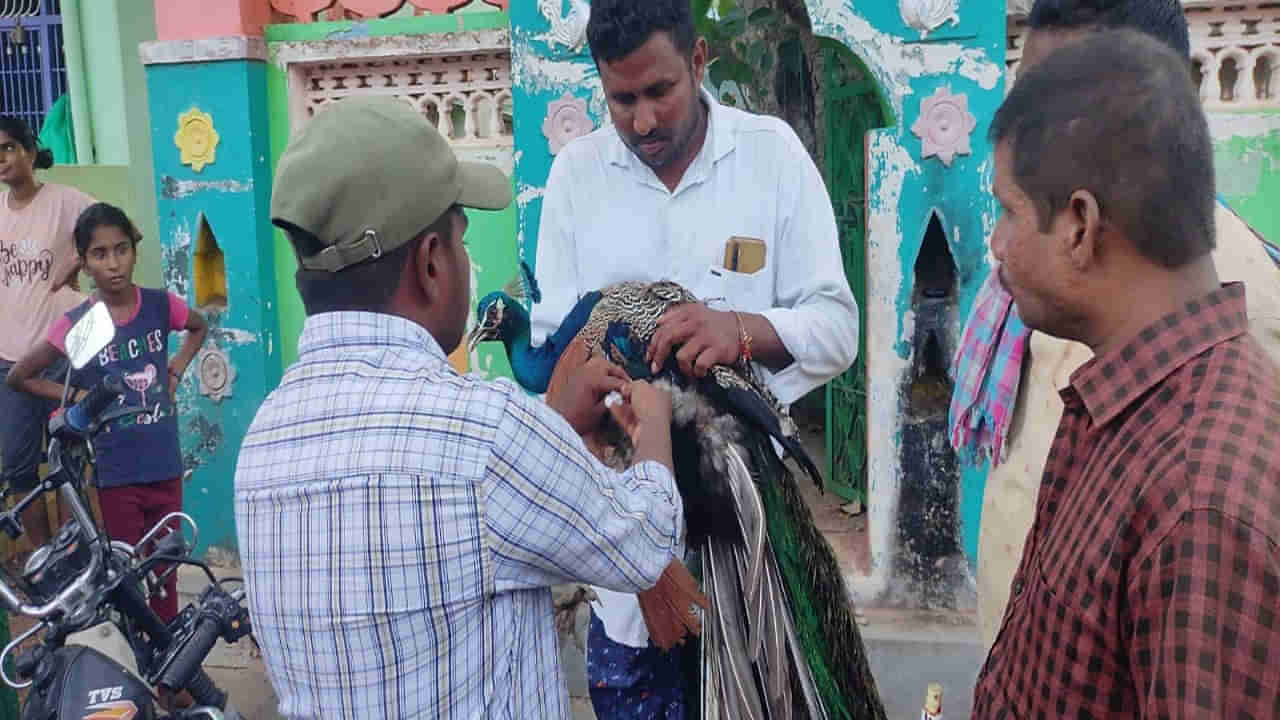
xmin=139 ymin=37 xmax=279 ymax=561
xmin=60 ymin=0 xmax=95 ymax=164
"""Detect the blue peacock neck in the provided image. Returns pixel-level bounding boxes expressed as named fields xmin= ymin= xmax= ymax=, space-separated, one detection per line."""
xmin=499 ymin=302 xmax=548 ymax=393
xmin=500 ymin=290 xmax=603 ymax=394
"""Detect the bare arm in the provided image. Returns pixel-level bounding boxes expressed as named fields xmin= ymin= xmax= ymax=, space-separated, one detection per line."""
xmin=6 ymin=342 xmax=74 ymax=403
xmin=170 ymin=309 xmax=208 ymax=383
xmin=50 ymin=256 xmax=82 ymax=293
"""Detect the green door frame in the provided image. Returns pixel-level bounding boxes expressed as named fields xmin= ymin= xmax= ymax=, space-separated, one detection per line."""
xmin=822 ymin=42 xmax=893 ymax=503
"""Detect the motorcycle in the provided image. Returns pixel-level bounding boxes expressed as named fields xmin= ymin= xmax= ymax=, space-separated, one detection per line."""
xmin=0 ymin=301 xmax=252 ymax=719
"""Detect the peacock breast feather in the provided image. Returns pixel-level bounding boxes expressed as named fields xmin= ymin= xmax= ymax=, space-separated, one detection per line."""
xmin=575 ymin=281 xmax=695 ymax=353
xmin=575 ymin=279 xmax=798 ymax=437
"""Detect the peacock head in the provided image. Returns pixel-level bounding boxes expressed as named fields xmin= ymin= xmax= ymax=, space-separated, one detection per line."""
xmin=467 ymin=291 xmax=520 ymax=354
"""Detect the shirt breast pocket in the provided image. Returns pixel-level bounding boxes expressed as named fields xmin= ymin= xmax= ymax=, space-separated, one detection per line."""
xmin=699 ymin=265 xmax=772 ymax=312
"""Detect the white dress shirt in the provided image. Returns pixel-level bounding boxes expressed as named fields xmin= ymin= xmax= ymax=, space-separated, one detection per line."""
xmin=532 ymin=90 xmax=859 ymax=646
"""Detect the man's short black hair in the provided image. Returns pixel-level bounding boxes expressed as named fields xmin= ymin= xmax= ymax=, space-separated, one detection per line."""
xmin=1029 ymin=0 xmax=1190 ymax=58
xmin=291 ymin=207 xmax=457 ymax=316
xmin=991 ymin=29 xmax=1215 ymax=268
xmin=586 ymin=0 xmax=696 ymax=65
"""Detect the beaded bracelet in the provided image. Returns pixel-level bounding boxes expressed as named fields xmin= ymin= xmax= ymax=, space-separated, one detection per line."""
xmin=732 ymin=310 xmax=753 ymax=364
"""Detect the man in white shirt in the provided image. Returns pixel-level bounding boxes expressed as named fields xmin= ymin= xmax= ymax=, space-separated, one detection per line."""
xmin=532 ymin=0 xmax=859 ymax=715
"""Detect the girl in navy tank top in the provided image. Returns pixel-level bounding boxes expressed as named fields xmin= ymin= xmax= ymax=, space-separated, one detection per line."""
xmin=7 ymin=203 xmax=208 ymax=620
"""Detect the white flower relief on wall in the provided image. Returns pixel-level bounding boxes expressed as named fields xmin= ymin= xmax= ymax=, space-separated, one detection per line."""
xmin=900 ymin=0 xmax=961 ymax=38
xmin=542 ymin=93 xmax=594 ymax=155
xmin=1006 ymin=0 xmax=1034 ymax=16
xmin=538 ymin=0 xmax=591 ymax=54
xmin=911 ymin=86 xmax=977 ymax=167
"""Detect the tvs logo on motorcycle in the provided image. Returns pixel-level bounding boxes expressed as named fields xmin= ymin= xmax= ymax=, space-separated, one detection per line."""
xmin=86 ymin=686 xmax=123 ymax=704
xmin=83 ymin=687 xmax=137 ymax=720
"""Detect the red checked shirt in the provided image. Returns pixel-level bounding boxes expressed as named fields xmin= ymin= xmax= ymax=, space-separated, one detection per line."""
xmin=973 ymin=283 xmax=1280 ymax=719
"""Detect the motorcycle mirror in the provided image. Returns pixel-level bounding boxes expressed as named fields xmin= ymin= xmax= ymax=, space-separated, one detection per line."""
xmin=63 ymin=302 xmax=114 ymax=370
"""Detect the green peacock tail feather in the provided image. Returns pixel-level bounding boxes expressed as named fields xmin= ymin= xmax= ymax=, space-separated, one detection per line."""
xmin=751 ymin=437 xmax=886 ymax=720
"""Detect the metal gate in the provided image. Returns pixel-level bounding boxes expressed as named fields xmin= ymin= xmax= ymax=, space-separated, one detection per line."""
xmin=822 ymin=44 xmax=891 ymax=504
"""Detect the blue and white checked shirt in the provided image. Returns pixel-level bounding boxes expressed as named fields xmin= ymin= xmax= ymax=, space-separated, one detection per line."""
xmin=234 ymin=312 xmax=683 ymax=719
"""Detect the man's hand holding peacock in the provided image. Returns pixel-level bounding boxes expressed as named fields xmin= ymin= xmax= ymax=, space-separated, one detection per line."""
xmin=647 ymin=303 xmax=793 ymax=377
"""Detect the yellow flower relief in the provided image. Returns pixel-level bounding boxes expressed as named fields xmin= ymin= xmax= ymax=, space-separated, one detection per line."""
xmin=175 ymin=108 xmax=220 ymax=173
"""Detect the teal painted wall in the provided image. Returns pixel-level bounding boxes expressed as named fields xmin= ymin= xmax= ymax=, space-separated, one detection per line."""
xmin=1211 ymin=113 xmax=1280 ymax=246
xmin=145 ymin=59 xmax=279 ymax=559
xmin=264 ymin=12 xmax=516 ymax=381
xmin=804 ymin=0 xmax=1005 ymax=604
xmin=509 ymin=2 xmax=602 ymax=270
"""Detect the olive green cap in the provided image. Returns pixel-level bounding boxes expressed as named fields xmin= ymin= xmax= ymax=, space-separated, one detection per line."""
xmin=271 ymin=96 xmax=511 ymax=272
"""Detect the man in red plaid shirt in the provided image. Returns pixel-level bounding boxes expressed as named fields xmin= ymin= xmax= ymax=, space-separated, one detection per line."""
xmin=973 ymin=29 xmax=1280 ymax=719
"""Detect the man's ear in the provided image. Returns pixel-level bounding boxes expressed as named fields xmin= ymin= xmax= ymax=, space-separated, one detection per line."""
xmin=412 ymin=232 xmax=442 ymax=302
xmin=1063 ymin=188 xmax=1103 ymax=272
xmin=691 ymin=36 xmax=709 ymax=87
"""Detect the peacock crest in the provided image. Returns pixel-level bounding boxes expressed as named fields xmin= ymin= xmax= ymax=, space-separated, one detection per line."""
xmin=501 ymin=260 xmax=543 ymax=305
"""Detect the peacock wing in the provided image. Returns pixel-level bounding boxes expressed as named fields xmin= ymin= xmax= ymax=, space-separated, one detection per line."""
xmin=698 ymin=368 xmax=824 ymax=491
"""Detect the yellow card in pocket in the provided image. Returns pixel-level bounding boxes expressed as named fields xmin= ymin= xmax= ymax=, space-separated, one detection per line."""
xmin=724 ymin=236 xmax=766 ymax=274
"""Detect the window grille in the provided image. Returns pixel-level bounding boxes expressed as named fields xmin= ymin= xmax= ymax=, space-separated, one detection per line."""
xmin=298 ymin=51 xmax=514 ymax=147
xmin=0 ymin=0 xmax=68 ymax=133
xmin=1008 ymin=2 xmax=1280 ymax=109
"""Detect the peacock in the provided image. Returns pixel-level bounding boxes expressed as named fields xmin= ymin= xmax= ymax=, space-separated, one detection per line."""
xmin=468 ymin=263 xmax=886 ymax=720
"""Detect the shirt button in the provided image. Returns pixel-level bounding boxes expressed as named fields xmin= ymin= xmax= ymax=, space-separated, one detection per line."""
xmin=1012 ymin=577 xmax=1025 ymax=597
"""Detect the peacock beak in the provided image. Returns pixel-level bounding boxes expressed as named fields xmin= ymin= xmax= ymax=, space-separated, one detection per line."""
xmin=467 ymin=320 xmax=496 ymax=355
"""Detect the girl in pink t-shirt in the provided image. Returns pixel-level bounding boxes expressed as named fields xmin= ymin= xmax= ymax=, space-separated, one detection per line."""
xmin=0 ymin=115 xmax=94 ymax=550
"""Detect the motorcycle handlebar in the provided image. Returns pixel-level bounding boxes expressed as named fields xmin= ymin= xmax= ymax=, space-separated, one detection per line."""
xmin=63 ymin=375 xmax=124 ymax=434
xmin=0 ymin=374 xmax=129 ymax=618
xmin=158 ymin=616 xmax=222 ymax=693
xmin=0 ymin=534 xmax=102 ymax=619
xmin=184 ymin=669 xmax=229 ymax=711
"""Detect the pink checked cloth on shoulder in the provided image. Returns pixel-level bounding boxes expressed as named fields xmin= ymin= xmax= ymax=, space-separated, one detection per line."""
xmin=948 ymin=269 xmax=1031 ymax=467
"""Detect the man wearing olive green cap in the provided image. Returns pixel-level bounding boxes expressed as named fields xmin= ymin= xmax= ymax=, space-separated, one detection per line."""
xmin=234 ymin=97 xmax=685 ymax=719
